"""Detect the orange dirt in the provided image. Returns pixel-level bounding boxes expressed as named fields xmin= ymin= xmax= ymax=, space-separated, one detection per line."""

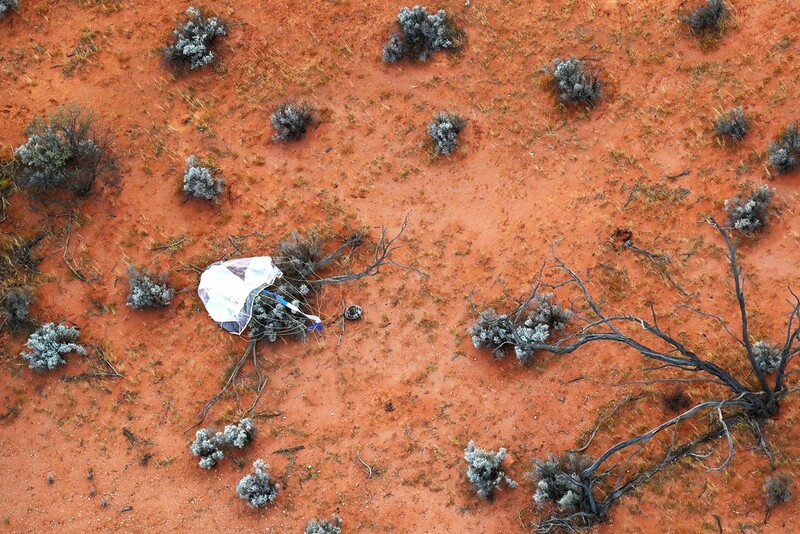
xmin=1 ymin=0 xmax=799 ymax=532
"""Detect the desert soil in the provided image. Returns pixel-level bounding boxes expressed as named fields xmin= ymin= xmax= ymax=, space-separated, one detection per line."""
xmin=1 ymin=0 xmax=799 ymax=532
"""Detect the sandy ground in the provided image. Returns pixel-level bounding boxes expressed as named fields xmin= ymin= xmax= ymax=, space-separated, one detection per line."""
xmin=1 ymin=0 xmax=799 ymax=532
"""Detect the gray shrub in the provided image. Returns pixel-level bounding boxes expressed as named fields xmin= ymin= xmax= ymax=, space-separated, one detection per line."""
xmin=683 ymin=0 xmax=727 ymax=34
xmin=767 ymin=125 xmax=800 ymax=174
xmin=183 ymin=155 xmax=223 ymax=201
xmin=753 ymin=341 xmax=782 ymax=374
xmin=551 ymin=58 xmax=601 ymax=106
xmin=126 ymin=266 xmax=174 ymax=310
xmin=304 ymin=515 xmax=342 ymax=534
xmin=724 ymin=185 xmax=773 ymax=233
xmin=533 ymin=453 xmax=592 ymax=513
xmin=1 ymin=286 xmax=35 ymax=335
xmin=248 ymin=283 xmax=311 ymax=342
xmin=716 ymin=107 xmax=749 ymax=141
xmin=764 ymin=473 xmax=792 ymax=510
xmin=221 ymin=418 xmax=257 ymax=448
xmin=383 ymin=6 xmax=461 ymax=63
xmin=21 ymin=322 xmax=86 ymax=371
xmin=471 ymin=309 xmax=515 ymax=359
xmin=0 ymin=0 xmax=19 ymax=17
xmin=471 ymin=293 xmax=571 ymax=364
xmin=271 ymin=103 xmax=315 ymax=141
xmin=464 ymin=441 xmax=517 ymax=501
xmin=164 ymin=7 xmax=226 ymax=70
xmin=428 ymin=112 xmax=466 ymax=156
xmin=237 ymin=459 xmax=280 ymax=508
xmin=190 ymin=429 xmax=224 ymax=469
xmin=14 ymin=107 xmax=108 ymax=196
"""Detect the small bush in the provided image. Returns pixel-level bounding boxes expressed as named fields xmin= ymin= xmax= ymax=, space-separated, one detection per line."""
xmin=21 ymin=322 xmax=86 ymax=371
xmin=189 ymin=418 xmax=256 ymax=468
xmin=724 ymin=185 xmax=773 ymax=233
xmin=14 ymin=106 xmax=112 ymax=197
xmin=716 ymin=107 xmax=749 ymax=141
xmin=164 ymin=7 xmax=226 ymax=71
xmin=270 ymin=103 xmax=315 ymax=141
xmin=753 ymin=341 xmax=781 ymax=374
xmin=183 ymin=155 xmax=223 ymax=201
xmin=551 ymin=57 xmax=601 ymax=107
xmin=1 ymin=286 xmax=35 ymax=335
xmin=767 ymin=125 xmax=800 ymax=174
xmin=428 ymin=112 xmax=466 ymax=156
xmin=304 ymin=515 xmax=342 ymax=534
xmin=126 ymin=266 xmax=174 ymax=310
xmin=533 ymin=453 xmax=592 ymax=514
xmin=382 ymin=6 xmax=463 ymax=63
xmin=221 ymin=418 xmax=257 ymax=448
xmin=189 ymin=429 xmax=224 ymax=469
xmin=0 ymin=0 xmax=19 ymax=17
xmin=471 ymin=293 xmax=571 ymax=364
xmin=237 ymin=459 xmax=280 ymax=508
xmin=764 ymin=473 xmax=792 ymax=510
xmin=661 ymin=388 xmax=692 ymax=413
xmin=683 ymin=0 xmax=727 ymax=35
xmin=464 ymin=441 xmax=517 ymax=502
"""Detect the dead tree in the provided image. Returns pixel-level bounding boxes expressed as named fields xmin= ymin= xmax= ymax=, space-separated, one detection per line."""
xmin=474 ymin=221 xmax=799 ymax=531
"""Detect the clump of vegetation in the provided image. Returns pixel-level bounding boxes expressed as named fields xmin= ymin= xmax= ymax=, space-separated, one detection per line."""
xmin=304 ymin=516 xmax=342 ymax=534
xmin=764 ymin=473 xmax=792 ymax=520
xmin=724 ymin=185 xmax=773 ymax=233
xmin=1 ymin=286 xmax=36 ymax=335
xmin=183 ymin=155 xmax=223 ymax=201
xmin=189 ymin=429 xmax=224 ymax=469
xmin=753 ymin=341 xmax=782 ymax=374
xmin=14 ymin=106 xmax=113 ymax=197
xmin=248 ymin=229 xmax=366 ymax=342
xmin=0 ymin=0 xmax=19 ymax=17
xmin=661 ymin=388 xmax=692 ymax=413
xmin=463 ymin=441 xmax=517 ymax=502
xmin=683 ymin=0 xmax=727 ymax=35
xmin=471 ymin=293 xmax=571 ymax=364
xmin=270 ymin=103 xmax=315 ymax=141
xmin=716 ymin=107 xmax=749 ymax=141
xmin=533 ymin=453 xmax=593 ymax=516
xmin=382 ymin=6 xmax=463 ymax=63
xmin=551 ymin=57 xmax=601 ymax=107
xmin=428 ymin=112 xmax=466 ymax=156
xmin=164 ymin=7 xmax=226 ymax=71
xmin=0 ymin=235 xmax=42 ymax=293
xmin=767 ymin=125 xmax=800 ymax=174
xmin=21 ymin=322 xmax=86 ymax=371
xmin=126 ymin=266 xmax=174 ymax=310
xmin=221 ymin=418 xmax=257 ymax=448
xmin=237 ymin=459 xmax=280 ymax=508
xmin=189 ymin=418 xmax=256 ymax=468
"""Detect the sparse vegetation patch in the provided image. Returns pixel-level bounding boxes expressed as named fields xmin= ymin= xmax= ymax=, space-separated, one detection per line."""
xmin=724 ymin=185 xmax=773 ymax=233
xmin=382 ymin=6 xmax=463 ymax=63
xmin=551 ymin=57 xmax=601 ymax=107
xmin=428 ymin=112 xmax=466 ymax=156
xmin=270 ymin=103 xmax=315 ymax=141
xmin=464 ymin=441 xmax=517 ymax=501
xmin=767 ymin=125 xmax=800 ymax=173
xmin=126 ymin=266 xmax=174 ymax=310
xmin=21 ymin=322 xmax=86 ymax=371
xmin=237 ymin=459 xmax=280 ymax=508
xmin=183 ymin=155 xmax=223 ymax=201
xmin=164 ymin=7 xmax=226 ymax=71
xmin=716 ymin=107 xmax=749 ymax=141
xmin=14 ymin=106 xmax=112 ymax=197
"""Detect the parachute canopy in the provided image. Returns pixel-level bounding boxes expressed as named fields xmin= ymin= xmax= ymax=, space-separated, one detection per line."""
xmin=198 ymin=257 xmax=322 ymax=335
